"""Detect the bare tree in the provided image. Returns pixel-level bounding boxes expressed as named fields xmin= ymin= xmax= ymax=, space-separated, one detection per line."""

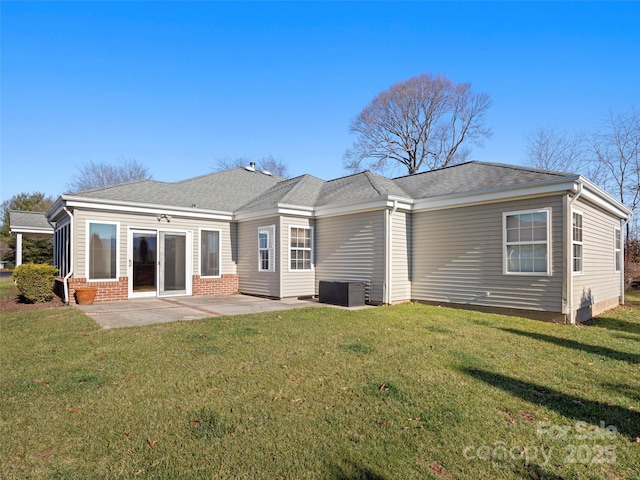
xmin=215 ymin=155 xmax=289 ymax=178
xmin=523 ymin=127 xmax=607 ymax=184
xmin=524 ymin=127 xmax=585 ymax=173
xmin=588 ymin=108 xmax=640 ymax=239
xmin=67 ymin=158 xmax=152 ymax=192
xmin=344 ymin=73 xmax=492 ymax=175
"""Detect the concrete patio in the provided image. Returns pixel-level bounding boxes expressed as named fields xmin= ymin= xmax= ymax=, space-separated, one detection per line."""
xmin=76 ymin=294 xmax=371 ymax=329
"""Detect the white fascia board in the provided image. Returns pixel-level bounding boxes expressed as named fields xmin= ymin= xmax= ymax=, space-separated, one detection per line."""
xmin=234 ymin=204 xmax=315 ymax=221
xmin=236 ymin=198 xmax=413 ymax=221
xmin=61 ymin=196 xmax=234 ymax=221
xmin=47 ymin=197 xmax=64 ymax=220
xmin=578 ymin=177 xmax=633 ymax=219
xmin=413 ymin=180 xmax=580 ymax=212
xmin=10 ymin=227 xmax=54 ymax=235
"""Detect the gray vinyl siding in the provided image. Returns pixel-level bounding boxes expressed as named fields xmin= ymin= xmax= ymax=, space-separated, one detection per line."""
xmin=571 ymin=197 xmax=621 ymax=312
xmin=237 ymin=216 xmax=280 ymax=297
xmin=72 ymin=208 xmax=235 ymax=282
xmin=391 ymin=210 xmax=411 ymax=302
xmin=315 ymin=210 xmax=385 ymax=303
xmin=411 ymin=196 xmax=564 ymax=313
xmin=280 ymin=216 xmax=316 ymax=298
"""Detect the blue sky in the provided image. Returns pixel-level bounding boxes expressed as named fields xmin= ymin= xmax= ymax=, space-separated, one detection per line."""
xmin=1 ymin=1 xmax=639 ymax=203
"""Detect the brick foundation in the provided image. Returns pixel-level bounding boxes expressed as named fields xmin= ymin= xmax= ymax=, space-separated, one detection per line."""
xmin=192 ymin=274 xmax=239 ymax=296
xmin=55 ymin=277 xmax=130 ymax=304
xmin=55 ymin=274 xmax=238 ymax=304
xmin=53 ymin=273 xmax=238 ymax=304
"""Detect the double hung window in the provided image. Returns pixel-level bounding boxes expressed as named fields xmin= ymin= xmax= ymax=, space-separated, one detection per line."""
xmin=504 ymin=209 xmax=550 ymax=275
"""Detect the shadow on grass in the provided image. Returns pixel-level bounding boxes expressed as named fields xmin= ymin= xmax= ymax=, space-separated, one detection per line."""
xmin=583 ymin=315 xmax=640 ymax=336
xmin=600 ymin=382 xmax=640 ymax=402
xmin=614 ymin=333 xmax=640 ymax=342
xmin=499 ymin=327 xmax=639 ymax=364
xmin=460 ymin=367 xmax=640 ymax=441
xmin=517 ymin=464 xmax=566 ymax=480
xmin=328 ymin=462 xmax=387 ymax=480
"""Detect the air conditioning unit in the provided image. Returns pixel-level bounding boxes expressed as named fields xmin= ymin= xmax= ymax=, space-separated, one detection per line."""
xmin=318 ymin=281 xmax=366 ymax=307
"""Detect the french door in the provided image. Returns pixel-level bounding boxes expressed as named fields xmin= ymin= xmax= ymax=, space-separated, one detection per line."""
xmin=130 ymin=229 xmax=190 ymax=298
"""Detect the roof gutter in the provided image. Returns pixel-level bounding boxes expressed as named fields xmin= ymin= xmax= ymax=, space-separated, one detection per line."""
xmin=57 ymin=195 xmax=234 ymax=221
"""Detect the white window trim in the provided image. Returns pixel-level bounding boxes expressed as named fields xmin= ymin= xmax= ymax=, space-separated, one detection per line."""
xmin=288 ymin=225 xmax=314 ymax=272
xmin=199 ymin=228 xmax=222 ymax=278
xmin=502 ymin=208 xmax=551 ymax=276
xmin=258 ymin=225 xmax=276 ymax=272
xmin=614 ymin=226 xmax=621 ymax=273
xmin=86 ymin=220 xmax=120 ymax=281
xmin=572 ymin=209 xmax=583 ymax=275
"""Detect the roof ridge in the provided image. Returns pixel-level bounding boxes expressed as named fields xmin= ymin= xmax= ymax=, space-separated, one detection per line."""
xmin=277 ymin=175 xmax=319 ymax=203
xmin=363 ymin=171 xmax=386 ymax=196
xmin=173 ymin=168 xmax=235 ymax=184
xmin=276 ymin=175 xmax=310 ymax=203
xmin=65 ymin=178 xmax=160 ymax=195
xmin=391 ymin=160 xmax=573 ymax=181
xmin=174 ymin=167 xmax=284 ymax=185
xmin=391 ymin=161 xmax=476 ymax=180
xmin=326 ymin=170 xmax=375 ymax=183
xmin=475 ymin=161 xmax=573 ymax=177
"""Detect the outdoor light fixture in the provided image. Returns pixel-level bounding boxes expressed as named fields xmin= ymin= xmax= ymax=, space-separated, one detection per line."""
xmin=157 ymin=214 xmax=171 ymax=222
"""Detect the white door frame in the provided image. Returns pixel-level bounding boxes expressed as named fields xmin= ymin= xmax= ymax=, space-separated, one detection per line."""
xmin=127 ymin=227 xmax=192 ymax=299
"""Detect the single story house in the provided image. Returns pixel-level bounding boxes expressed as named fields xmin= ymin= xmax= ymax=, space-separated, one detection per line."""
xmin=46 ymin=161 xmax=632 ymax=324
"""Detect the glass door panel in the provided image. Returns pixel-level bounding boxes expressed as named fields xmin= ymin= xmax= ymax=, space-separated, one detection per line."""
xmin=132 ymin=232 xmax=157 ymax=293
xmin=159 ymin=232 xmax=186 ymax=296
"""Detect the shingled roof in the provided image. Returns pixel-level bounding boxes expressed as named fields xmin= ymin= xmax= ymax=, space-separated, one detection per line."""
xmin=9 ymin=210 xmax=53 ymax=233
xmin=392 ymin=161 xmax=574 ymax=199
xmin=59 ymin=161 xmax=581 ymax=214
xmin=239 ymin=174 xmax=326 ymax=211
xmin=66 ymin=168 xmax=283 ymax=211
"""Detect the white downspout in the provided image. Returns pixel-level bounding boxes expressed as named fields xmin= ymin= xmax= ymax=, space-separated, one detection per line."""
xmin=386 ymin=200 xmax=398 ymax=305
xmin=567 ymin=183 xmax=583 ymax=324
xmin=62 ymin=207 xmax=74 ymax=305
xmin=621 ymin=216 xmax=631 ymax=306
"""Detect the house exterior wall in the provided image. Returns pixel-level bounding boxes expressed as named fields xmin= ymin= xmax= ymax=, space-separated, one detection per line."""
xmin=411 ymin=195 xmax=565 ymax=314
xmin=70 ymin=208 xmax=237 ymax=300
xmin=571 ymin=196 xmax=622 ymax=322
xmin=280 ymin=216 xmax=316 ymax=298
xmin=315 ymin=210 xmax=386 ymax=303
xmin=237 ymin=216 xmax=280 ymax=297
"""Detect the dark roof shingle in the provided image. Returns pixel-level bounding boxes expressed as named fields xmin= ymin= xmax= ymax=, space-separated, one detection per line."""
xmin=392 ymin=161 xmax=574 ymax=199
xmin=61 ymin=162 xmax=579 ymax=213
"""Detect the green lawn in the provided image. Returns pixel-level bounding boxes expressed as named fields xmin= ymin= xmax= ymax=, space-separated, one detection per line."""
xmin=1 ymin=279 xmax=639 ymax=479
